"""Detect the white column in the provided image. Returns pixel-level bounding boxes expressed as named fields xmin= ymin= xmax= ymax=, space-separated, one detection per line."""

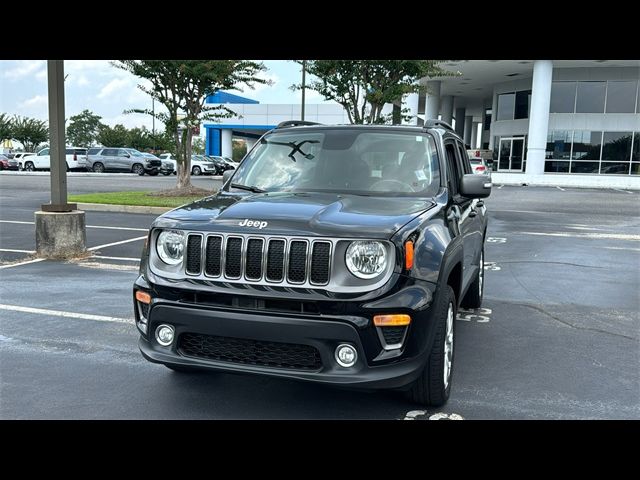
xmin=526 ymin=60 xmax=553 ymax=175
xmin=440 ymin=95 xmax=454 ymax=124
xmin=221 ymin=129 xmax=233 ymax=158
xmin=489 ymin=91 xmax=499 ymax=150
xmin=471 ymin=121 xmax=480 ymax=149
xmin=454 ymin=107 xmax=466 ymax=137
xmin=463 ymin=116 xmax=473 ymax=146
xmin=425 ymin=80 xmax=441 ymax=121
xmin=245 ymin=138 xmax=256 ymax=151
xmin=403 ymin=93 xmax=420 ymax=125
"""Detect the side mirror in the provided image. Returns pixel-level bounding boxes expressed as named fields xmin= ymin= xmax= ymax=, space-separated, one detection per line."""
xmin=124 ymin=153 xmax=130 ymax=158
xmin=222 ymin=169 xmax=234 ymax=186
xmin=460 ymin=174 xmax=492 ymax=198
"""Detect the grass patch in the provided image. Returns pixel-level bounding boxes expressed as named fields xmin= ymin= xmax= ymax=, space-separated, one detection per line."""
xmin=68 ymin=191 xmax=209 ymax=208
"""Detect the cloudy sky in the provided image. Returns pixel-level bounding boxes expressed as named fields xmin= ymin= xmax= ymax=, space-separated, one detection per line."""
xmin=0 ymin=60 xmax=330 ymax=132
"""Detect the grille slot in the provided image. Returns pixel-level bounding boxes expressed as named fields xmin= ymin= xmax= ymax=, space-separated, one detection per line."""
xmin=287 ymin=240 xmax=308 ymax=283
xmin=310 ymin=241 xmax=331 ymax=285
xmin=185 ymin=235 xmax=202 ymax=275
xmin=381 ymin=326 xmax=407 ymax=347
xmin=205 ymin=236 xmax=222 ymax=276
xmin=182 ymin=234 xmax=339 ymax=287
xmin=266 ymin=239 xmax=285 ymax=281
xmin=179 ymin=333 xmax=322 ymax=371
xmin=224 ymin=237 xmax=243 ymax=278
xmin=245 ymin=238 xmax=264 ymax=280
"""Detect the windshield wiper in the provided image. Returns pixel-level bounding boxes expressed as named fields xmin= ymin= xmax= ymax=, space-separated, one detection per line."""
xmin=230 ymin=183 xmax=266 ymax=193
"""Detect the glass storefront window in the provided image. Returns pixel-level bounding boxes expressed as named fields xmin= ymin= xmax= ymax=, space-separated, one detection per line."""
xmin=605 ymin=81 xmax=638 ymax=113
xmin=497 ymin=93 xmax=515 ymax=121
xmin=572 ymin=131 xmax=602 ymax=160
xmin=631 ymin=163 xmax=640 ymax=175
xmin=633 ymin=133 xmax=640 ymax=161
xmin=550 ymin=82 xmax=576 ymax=113
xmin=600 ymin=162 xmax=631 ymax=174
xmin=514 ymin=90 xmax=531 ymax=119
xmin=483 ymin=109 xmax=491 ymax=130
xmin=575 ymin=82 xmax=606 ymax=113
xmin=570 ymin=162 xmax=600 ymax=174
xmin=546 ymin=130 xmax=572 ymax=159
xmin=544 ymin=161 xmax=569 ymax=173
xmin=601 ymin=132 xmax=632 ymax=161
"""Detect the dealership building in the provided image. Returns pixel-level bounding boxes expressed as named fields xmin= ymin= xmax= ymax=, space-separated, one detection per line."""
xmin=205 ymin=60 xmax=639 ymax=188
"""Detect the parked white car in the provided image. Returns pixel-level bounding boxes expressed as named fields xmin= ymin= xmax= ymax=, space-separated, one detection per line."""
xmin=469 ymin=156 xmax=492 ymax=180
xmin=24 ymin=146 xmax=87 ymax=171
xmin=10 ymin=152 xmax=35 ymax=170
xmin=158 ymin=153 xmax=218 ymax=176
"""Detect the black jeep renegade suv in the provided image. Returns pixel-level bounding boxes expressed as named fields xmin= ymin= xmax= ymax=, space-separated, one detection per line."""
xmin=133 ymin=120 xmax=491 ymax=406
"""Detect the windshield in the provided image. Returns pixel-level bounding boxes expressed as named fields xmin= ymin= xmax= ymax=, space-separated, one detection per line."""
xmin=229 ymin=129 xmax=441 ymax=196
xmin=126 ymin=149 xmax=144 ymax=157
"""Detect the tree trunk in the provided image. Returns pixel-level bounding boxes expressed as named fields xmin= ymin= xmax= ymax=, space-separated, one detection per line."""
xmin=175 ymin=128 xmax=193 ymax=190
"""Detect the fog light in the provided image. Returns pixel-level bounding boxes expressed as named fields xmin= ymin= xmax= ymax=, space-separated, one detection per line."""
xmin=335 ymin=344 xmax=357 ymax=368
xmin=155 ymin=324 xmax=175 ymax=347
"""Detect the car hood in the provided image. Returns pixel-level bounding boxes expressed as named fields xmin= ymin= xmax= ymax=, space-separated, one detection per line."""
xmin=156 ymin=191 xmax=436 ymax=238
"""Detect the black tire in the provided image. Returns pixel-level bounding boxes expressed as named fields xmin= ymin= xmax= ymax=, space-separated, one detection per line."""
xmin=147 ymin=170 xmax=159 ymax=176
xmin=165 ymin=364 xmax=203 ymax=373
xmin=406 ymin=285 xmax=456 ymax=407
xmin=132 ymin=163 xmax=145 ymax=176
xmin=192 ymin=166 xmax=202 ymax=176
xmin=461 ymin=247 xmax=484 ymax=309
xmin=162 ymin=171 xmax=171 ymax=176
xmin=92 ymin=162 xmax=105 ymax=173
xmin=24 ymin=161 xmax=35 ymax=172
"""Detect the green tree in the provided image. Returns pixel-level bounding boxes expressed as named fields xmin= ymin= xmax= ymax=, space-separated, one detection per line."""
xmin=128 ymin=126 xmax=155 ymax=150
xmin=97 ymin=124 xmax=129 ymax=147
xmin=192 ymin=136 xmax=205 ymax=154
xmin=66 ymin=109 xmax=103 ymax=147
xmin=0 ymin=113 xmax=14 ymax=142
xmin=293 ymin=60 xmax=454 ymax=124
xmin=232 ymin=139 xmax=247 ymax=161
xmin=11 ymin=115 xmax=49 ymax=152
xmin=115 ymin=60 xmax=268 ymax=192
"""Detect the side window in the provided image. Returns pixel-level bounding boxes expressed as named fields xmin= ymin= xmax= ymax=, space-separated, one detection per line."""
xmin=456 ymin=142 xmax=472 ymax=174
xmin=118 ymin=149 xmax=129 ymax=157
xmin=65 ymin=148 xmax=73 ymax=155
xmin=444 ymin=142 xmax=461 ymax=195
xmin=39 ymin=148 xmax=50 ymax=156
xmin=103 ymin=149 xmax=117 ymax=156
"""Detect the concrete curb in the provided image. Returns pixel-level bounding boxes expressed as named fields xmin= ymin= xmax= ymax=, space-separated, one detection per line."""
xmin=76 ymin=203 xmax=173 ymax=214
xmin=491 ymin=173 xmax=640 ymax=190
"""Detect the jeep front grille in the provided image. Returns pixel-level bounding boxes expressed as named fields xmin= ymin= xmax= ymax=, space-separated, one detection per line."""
xmin=185 ymin=233 xmax=332 ymax=286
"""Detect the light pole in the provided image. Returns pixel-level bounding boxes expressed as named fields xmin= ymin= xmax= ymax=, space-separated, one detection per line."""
xmin=301 ymin=60 xmax=306 ymax=121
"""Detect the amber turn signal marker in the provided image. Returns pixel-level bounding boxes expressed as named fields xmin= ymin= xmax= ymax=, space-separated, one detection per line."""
xmin=135 ymin=290 xmax=151 ymax=304
xmin=405 ymin=240 xmax=414 ymax=270
xmin=373 ymin=314 xmax=411 ymax=327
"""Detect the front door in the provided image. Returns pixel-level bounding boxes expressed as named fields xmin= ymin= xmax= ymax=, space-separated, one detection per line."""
xmin=497 ymin=137 xmax=525 ymax=172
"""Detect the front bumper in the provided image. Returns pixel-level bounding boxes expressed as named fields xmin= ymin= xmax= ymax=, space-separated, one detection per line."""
xmin=134 ymin=276 xmax=440 ymax=389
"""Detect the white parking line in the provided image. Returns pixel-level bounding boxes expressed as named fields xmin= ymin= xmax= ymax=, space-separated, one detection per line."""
xmin=0 ymin=258 xmax=46 ymax=269
xmin=516 ymin=231 xmax=640 ymax=241
xmin=612 ymin=188 xmax=633 ymax=194
xmin=0 ymin=304 xmax=133 ymax=324
xmin=556 ymin=186 xmax=565 ymax=191
xmin=92 ymin=255 xmax=140 ymax=262
xmin=0 ymin=220 xmax=148 ymax=232
xmin=0 ymin=248 xmax=35 ymax=253
xmin=88 ymin=235 xmax=147 ymax=251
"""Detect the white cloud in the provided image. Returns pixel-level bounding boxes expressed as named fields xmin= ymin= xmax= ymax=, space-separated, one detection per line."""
xmin=35 ymin=69 xmax=47 ymax=81
xmin=19 ymin=95 xmax=47 ymax=108
xmin=97 ymin=78 xmax=130 ymax=99
xmin=4 ymin=60 xmax=45 ymax=80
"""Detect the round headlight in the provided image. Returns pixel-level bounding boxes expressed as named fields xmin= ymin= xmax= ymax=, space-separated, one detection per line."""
xmin=156 ymin=230 xmax=185 ymax=265
xmin=345 ymin=241 xmax=387 ymax=279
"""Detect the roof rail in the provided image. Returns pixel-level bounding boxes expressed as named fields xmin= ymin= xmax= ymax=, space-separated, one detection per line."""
xmin=424 ymin=119 xmax=454 ymax=131
xmin=276 ymin=120 xmax=323 ymax=129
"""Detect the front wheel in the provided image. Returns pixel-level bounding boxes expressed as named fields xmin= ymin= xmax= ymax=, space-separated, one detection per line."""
xmin=147 ymin=170 xmax=159 ymax=176
xmin=92 ymin=162 xmax=105 ymax=173
xmin=406 ymin=285 xmax=456 ymax=407
xmin=24 ymin=161 xmax=35 ymax=172
xmin=461 ymin=248 xmax=484 ymax=309
xmin=132 ymin=163 xmax=145 ymax=176
xmin=192 ymin=166 xmax=202 ymax=176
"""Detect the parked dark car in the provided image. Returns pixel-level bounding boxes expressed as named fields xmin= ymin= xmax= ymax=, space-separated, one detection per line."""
xmin=133 ymin=120 xmax=491 ymax=406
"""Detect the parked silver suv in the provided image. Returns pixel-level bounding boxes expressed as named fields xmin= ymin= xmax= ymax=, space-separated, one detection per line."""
xmin=84 ymin=148 xmax=162 ymax=175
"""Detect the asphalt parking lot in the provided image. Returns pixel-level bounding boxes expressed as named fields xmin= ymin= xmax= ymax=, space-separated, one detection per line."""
xmin=1 ymin=173 xmax=638 ymax=419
